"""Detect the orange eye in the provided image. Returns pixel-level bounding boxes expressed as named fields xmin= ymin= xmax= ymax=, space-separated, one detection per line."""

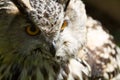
xmin=25 ymin=26 xmax=40 ymax=36
xmin=61 ymin=20 xmax=68 ymax=31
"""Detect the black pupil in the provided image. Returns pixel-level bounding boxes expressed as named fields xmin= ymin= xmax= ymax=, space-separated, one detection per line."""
xmin=30 ymin=27 xmax=36 ymax=32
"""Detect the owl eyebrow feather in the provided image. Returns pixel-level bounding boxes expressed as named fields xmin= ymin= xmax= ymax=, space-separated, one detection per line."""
xmin=64 ymin=0 xmax=70 ymax=11
xmin=56 ymin=0 xmax=70 ymax=11
xmin=11 ymin=0 xmax=29 ymax=15
xmin=11 ymin=0 xmax=36 ymax=27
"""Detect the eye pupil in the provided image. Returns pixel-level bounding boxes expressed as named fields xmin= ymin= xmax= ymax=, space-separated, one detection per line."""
xmin=25 ymin=25 xmax=40 ymax=36
xmin=30 ymin=27 xmax=36 ymax=32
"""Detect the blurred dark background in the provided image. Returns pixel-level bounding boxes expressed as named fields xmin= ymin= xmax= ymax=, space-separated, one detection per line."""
xmin=82 ymin=0 xmax=120 ymax=46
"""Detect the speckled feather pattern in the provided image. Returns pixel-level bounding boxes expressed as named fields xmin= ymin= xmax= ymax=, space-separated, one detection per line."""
xmin=85 ymin=17 xmax=120 ymax=79
xmin=29 ymin=0 xmax=64 ymax=40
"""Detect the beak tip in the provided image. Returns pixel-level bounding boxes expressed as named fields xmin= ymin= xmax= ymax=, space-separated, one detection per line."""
xmin=50 ymin=42 xmax=56 ymax=57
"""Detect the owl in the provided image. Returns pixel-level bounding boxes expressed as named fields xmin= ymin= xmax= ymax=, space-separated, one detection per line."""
xmin=0 ymin=0 xmax=120 ymax=80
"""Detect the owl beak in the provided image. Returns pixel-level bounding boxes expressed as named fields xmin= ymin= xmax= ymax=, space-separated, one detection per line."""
xmin=49 ymin=42 xmax=56 ymax=57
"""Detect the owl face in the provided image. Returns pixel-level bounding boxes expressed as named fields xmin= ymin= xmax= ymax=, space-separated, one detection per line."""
xmin=28 ymin=0 xmax=87 ymax=62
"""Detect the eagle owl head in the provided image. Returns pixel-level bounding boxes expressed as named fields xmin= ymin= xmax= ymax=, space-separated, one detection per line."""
xmin=0 ymin=0 xmax=87 ymax=79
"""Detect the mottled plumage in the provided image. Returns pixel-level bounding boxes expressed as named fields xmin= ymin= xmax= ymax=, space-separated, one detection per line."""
xmin=0 ymin=0 xmax=120 ymax=80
